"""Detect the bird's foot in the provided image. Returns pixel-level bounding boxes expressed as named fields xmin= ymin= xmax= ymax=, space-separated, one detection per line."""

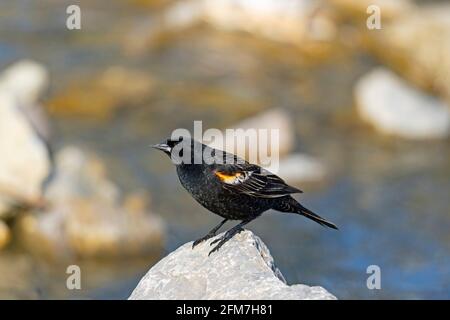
xmin=208 ymin=227 xmax=244 ymax=256
xmin=192 ymin=233 xmax=216 ymax=249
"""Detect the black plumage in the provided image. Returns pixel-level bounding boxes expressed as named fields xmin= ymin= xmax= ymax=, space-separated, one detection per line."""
xmin=153 ymin=137 xmax=337 ymax=255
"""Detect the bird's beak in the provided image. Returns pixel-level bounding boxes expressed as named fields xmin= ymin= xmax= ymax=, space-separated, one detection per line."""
xmin=151 ymin=143 xmax=171 ymax=153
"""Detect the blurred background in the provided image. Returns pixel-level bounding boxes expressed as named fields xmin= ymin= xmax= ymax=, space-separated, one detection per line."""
xmin=0 ymin=0 xmax=449 ymax=299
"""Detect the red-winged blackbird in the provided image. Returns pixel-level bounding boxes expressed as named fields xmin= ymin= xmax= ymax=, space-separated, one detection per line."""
xmin=153 ymin=137 xmax=338 ymax=255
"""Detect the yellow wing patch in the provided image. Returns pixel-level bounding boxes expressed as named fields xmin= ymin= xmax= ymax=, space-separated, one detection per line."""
xmin=214 ymin=171 xmax=243 ymax=184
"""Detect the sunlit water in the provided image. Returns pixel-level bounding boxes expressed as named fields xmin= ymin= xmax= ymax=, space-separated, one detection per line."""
xmin=0 ymin=1 xmax=449 ymax=299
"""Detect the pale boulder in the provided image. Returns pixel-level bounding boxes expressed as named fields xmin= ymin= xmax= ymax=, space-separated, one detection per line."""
xmin=355 ymin=68 xmax=450 ymax=139
xmin=0 ymin=92 xmax=51 ymax=217
xmin=129 ymin=230 xmax=336 ymax=300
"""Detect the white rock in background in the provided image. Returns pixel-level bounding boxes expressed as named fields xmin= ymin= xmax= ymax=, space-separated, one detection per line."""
xmin=162 ymin=0 xmax=334 ymax=42
xmin=0 ymin=60 xmax=50 ymax=141
xmin=126 ymin=0 xmax=338 ymax=55
xmin=0 ymin=60 xmax=49 ymax=107
xmin=129 ymin=230 xmax=336 ymax=300
xmin=266 ymin=153 xmax=326 ymax=183
xmin=203 ymin=0 xmax=318 ymax=42
xmin=17 ymin=146 xmax=165 ymax=259
xmin=355 ymin=68 xmax=450 ymax=139
xmin=208 ymin=108 xmax=295 ymax=161
xmin=0 ymin=91 xmax=51 ymax=217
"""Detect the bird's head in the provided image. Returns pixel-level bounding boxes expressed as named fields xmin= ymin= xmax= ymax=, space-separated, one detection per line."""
xmin=151 ymin=137 xmax=182 ymax=157
xmin=152 ymin=136 xmax=207 ymax=165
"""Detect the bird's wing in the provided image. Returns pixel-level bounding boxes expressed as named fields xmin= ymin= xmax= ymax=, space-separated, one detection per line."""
xmin=213 ymin=163 xmax=303 ymax=198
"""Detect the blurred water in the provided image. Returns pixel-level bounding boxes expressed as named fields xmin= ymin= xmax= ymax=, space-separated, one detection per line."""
xmin=0 ymin=1 xmax=449 ymax=299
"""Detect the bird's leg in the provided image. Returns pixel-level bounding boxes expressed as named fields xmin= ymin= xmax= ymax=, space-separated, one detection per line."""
xmin=208 ymin=218 xmax=255 ymax=256
xmin=192 ymin=218 xmax=228 ymax=248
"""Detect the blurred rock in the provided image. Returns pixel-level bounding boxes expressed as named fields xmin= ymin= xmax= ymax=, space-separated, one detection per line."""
xmin=0 ymin=88 xmax=51 ymax=218
xmin=208 ymin=108 xmax=295 ymax=161
xmin=200 ymin=0 xmax=333 ymax=43
xmin=0 ymin=60 xmax=51 ymax=141
xmin=355 ymin=68 xmax=450 ymax=139
xmin=129 ymin=230 xmax=336 ymax=299
xmin=126 ymin=0 xmax=338 ymax=54
xmin=16 ymin=146 xmax=165 ymax=259
xmin=0 ymin=220 xmax=11 ymax=250
xmin=365 ymin=4 xmax=450 ymax=106
xmin=0 ymin=60 xmax=49 ymax=107
xmin=47 ymin=66 xmax=155 ymax=120
xmin=329 ymin=0 xmax=413 ymax=20
xmin=265 ymin=153 xmax=326 ymax=183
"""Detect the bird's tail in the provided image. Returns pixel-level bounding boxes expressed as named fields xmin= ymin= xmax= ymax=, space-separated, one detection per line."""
xmin=272 ymin=197 xmax=338 ymax=230
xmin=275 ymin=197 xmax=338 ymax=230
xmin=295 ymin=203 xmax=338 ymax=230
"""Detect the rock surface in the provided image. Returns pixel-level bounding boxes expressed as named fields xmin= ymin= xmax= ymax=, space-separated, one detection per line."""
xmin=129 ymin=230 xmax=336 ymax=300
xmin=0 ymin=61 xmax=51 ymax=217
xmin=16 ymin=146 xmax=165 ymax=259
xmin=355 ymin=68 xmax=450 ymax=139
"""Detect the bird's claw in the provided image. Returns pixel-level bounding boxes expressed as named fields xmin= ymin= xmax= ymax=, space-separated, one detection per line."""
xmin=208 ymin=227 xmax=244 ymax=255
xmin=209 ymin=236 xmax=222 ymax=246
xmin=192 ymin=240 xmax=201 ymax=249
xmin=192 ymin=233 xmax=215 ymax=249
xmin=208 ymin=239 xmax=226 ymax=256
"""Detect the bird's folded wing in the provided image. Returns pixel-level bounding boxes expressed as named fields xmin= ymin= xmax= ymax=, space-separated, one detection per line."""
xmin=214 ymin=164 xmax=303 ymax=198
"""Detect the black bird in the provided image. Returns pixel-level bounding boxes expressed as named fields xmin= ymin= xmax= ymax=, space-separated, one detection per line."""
xmin=153 ymin=137 xmax=338 ymax=255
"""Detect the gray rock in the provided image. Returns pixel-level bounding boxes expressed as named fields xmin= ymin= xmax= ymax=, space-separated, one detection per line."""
xmin=355 ymin=68 xmax=450 ymax=139
xmin=129 ymin=230 xmax=336 ymax=300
